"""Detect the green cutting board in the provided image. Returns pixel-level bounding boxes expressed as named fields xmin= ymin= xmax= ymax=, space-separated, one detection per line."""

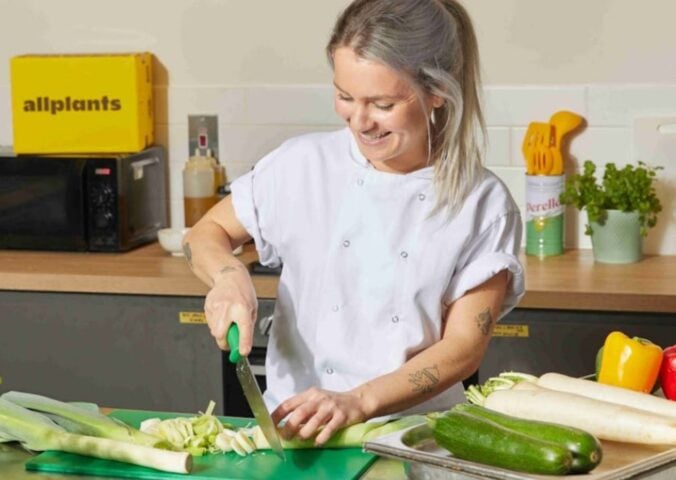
xmin=26 ymin=409 xmax=377 ymax=480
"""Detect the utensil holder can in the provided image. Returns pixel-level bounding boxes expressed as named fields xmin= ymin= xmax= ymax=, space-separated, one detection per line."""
xmin=525 ymin=174 xmax=565 ymax=258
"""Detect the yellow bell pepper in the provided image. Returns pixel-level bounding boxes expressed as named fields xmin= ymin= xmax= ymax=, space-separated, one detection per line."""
xmin=597 ymin=331 xmax=663 ymax=393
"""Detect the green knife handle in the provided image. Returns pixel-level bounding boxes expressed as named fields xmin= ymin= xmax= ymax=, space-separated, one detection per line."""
xmin=226 ymin=323 xmax=241 ymax=364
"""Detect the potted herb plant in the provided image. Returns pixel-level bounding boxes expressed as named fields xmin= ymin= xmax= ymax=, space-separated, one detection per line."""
xmin=559 ymin=160 xmax=662 ymax=264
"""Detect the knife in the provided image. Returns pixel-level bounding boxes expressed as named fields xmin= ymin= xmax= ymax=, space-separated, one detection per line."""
xmin=227 ymin=323 xmax=286 ymax=461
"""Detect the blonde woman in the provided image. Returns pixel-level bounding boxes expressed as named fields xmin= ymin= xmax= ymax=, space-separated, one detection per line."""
xmin=184 ymin=0 xmax=523 ymax=445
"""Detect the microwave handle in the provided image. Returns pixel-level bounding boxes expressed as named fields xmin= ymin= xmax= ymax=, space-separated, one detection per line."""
xmin=131 ymin=157 xmax=159 ymax=181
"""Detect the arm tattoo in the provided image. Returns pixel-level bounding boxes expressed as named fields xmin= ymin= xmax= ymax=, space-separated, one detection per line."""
xmin=476 ymin=307 xmax=494 ymax=336
xmin=218 ymin=266 xmax=238 ymax=275
xmin=408 ymin=365 xmax=440 ymax=394
xmin=182 ymin=242 xmax=193 ymax=268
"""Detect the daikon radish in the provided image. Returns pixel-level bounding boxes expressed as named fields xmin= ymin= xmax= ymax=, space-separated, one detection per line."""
xmin=484 ymin=388 xmax=676 ymax=445
xmin=537 ymin=372 xmax=676 ymax=420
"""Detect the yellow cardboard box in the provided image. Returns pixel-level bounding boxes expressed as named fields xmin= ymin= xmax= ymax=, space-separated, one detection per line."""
xmin=10 ymin=52 xmax=154 ymax=154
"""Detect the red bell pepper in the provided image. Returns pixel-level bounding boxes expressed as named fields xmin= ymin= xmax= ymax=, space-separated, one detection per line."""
xmin=659 ymin=345 xmax=676 ymax=400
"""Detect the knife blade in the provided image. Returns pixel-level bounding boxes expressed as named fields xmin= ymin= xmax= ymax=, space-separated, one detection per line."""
xmin=227 ymin=323 xmax=286 ymax=461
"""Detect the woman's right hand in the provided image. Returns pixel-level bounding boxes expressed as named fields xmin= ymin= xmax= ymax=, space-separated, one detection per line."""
xmin=204 ymin=263 xmax=258 ymax=356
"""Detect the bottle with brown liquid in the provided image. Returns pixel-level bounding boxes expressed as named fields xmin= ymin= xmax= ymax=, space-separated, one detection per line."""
xmin=183 ymin=150 xmax=217 ymax=227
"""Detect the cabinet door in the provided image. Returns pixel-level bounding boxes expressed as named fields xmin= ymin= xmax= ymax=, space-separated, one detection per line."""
xmin=0 ymin=291 xmax=222 ymax=413
xmin=480 ymin=308 xmax=676 ymax=382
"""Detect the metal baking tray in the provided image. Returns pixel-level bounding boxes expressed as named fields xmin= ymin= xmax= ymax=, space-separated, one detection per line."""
xmin=364 ymin=423 xmax=676 ymax=480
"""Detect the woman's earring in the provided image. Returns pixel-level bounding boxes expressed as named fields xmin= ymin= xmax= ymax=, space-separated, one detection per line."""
xmin=430 ymin=108 xmax=436 ymax=125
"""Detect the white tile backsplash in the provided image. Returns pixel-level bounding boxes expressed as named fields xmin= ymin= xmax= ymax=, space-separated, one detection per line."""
xmin=483 ymin=86 xmax=586 ymax=127
xmin=0 ymin=85 xmax=13 ymax=145
xmin=587 ymin=85 xmax=676 ymax=126
xmin=484 ymin=127 xmax=511 ymax=167
xmin=218 ymin=124 xmax=337 ymax=167
xmin=155 ymin=86 xmax=248 ymax=125
xmin=0 ymin=82 xmax=674 ymax=253
xmin=569 ymin=127 xmax=633 ymax=168
xmin=243 ymin=85 xmax=341 ymax=126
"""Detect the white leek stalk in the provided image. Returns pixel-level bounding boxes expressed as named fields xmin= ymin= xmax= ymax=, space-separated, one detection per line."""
xmin=0 ymin=398 xmax=191 ymax=474
xmin=1 ymin=391 xmax=162 ymax=447
xmin=251 ymin=415 xmax=426 ymax=450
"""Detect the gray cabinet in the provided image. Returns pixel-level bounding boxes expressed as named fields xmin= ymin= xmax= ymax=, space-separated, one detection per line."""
xmin=480 ymin=308 xmax=676 ymax=382
xmin=0 ymin=291 xmax=223 ymax=414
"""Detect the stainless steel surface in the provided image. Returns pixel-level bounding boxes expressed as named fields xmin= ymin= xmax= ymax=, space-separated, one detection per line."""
xmin=364 ymin=424 xmax=676 ymax=480
xmin=235 ymin=357 xmax=285 ymax=461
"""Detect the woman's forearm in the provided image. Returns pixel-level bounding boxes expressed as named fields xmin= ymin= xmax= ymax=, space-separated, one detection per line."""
xmin=353 ymin=335 xmax=482 ymax=418
xmin=354 ymin=271 xmax=508 ymax=418
xmin=182 ymin=221 xmax=245 ymax=288
xmin=182 ymin=196 xmax=252 ymax=288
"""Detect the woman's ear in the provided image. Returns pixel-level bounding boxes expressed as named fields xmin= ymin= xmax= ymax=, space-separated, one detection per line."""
xmin=429 ymin=94 xmax=445 ymax=109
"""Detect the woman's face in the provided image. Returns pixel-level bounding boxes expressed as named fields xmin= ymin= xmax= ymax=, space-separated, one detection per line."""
xmin=333 ymin=47 xmax=442 ymax=173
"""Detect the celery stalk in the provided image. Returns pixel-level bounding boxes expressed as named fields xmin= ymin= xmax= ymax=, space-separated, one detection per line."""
xmin=1 ymin=391 xmax=162 ymax=448
xmin=0 ymin=398 xmax=191 ymax=474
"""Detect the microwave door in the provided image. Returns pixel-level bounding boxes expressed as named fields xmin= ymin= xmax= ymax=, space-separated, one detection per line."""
xmin=0 ymin=157 xmax=88 ymax=251
xmin=122 ymin=149 xmax=168 ymax=247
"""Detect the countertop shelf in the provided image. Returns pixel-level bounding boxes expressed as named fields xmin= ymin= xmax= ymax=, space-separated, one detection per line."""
xmin=0 ymin=243 xmax=674 ymax=313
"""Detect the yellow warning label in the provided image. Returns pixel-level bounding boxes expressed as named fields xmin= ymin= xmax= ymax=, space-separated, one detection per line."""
xmin=493 ymin=324 xmax=529 ymax=337
xmin=179 ymin=311 xmax=207 ymax=324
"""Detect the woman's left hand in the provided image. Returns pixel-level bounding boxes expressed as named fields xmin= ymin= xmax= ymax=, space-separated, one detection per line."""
xmin=270 ymin=387 xmax=369 ymax=445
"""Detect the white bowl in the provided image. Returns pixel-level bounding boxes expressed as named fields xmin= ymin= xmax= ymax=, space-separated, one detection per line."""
xmin=157 ymin=228 xmax=190 ymax=256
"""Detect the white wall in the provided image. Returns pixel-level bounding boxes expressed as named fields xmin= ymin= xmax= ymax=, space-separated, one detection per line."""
xmin=1 ymin=0 xmax=674 ymax=253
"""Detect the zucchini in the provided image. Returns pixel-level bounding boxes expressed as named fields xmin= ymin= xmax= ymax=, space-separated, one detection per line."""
xmin=431 ymin=411 xmax=573 ymax=475
xmin=453 ymin=403 xmax=602 ymax=473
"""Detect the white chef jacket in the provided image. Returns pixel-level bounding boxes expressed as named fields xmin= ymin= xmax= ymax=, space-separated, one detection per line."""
xmin=230 ymin=128 xmax=524 ymax=415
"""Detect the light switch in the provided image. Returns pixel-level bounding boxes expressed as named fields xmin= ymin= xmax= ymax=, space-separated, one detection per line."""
xmin=188 ymin=115 xmax=219 ymax=159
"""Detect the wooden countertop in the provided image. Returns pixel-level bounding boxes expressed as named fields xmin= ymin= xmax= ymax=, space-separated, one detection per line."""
xmin=0 ymin=243 xmax=674 ymax=313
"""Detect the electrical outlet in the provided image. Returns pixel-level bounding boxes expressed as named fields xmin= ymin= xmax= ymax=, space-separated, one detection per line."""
xmin=632 ymin=116 xmax=676 ymax=255
xmin=188 ymin=115 xmax=219 ymax=159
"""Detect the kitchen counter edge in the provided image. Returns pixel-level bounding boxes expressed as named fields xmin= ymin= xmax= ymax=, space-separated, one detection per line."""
xmin=0 ymin=243 xmax=674 ymax=313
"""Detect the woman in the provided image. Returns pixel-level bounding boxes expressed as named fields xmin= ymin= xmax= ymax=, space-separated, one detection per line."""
xmin=183 ymin=0 xmax=523 ymax=446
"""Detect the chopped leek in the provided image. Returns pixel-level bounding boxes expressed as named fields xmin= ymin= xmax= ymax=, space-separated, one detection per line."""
xmin=0 ymin=398 xmax=191 ymax=474
xmin=138 ymin=400 xmax=239 ymax=456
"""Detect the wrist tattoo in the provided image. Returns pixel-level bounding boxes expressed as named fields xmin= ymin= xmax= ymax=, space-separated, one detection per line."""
xmin=409 ymin=365 xmax=440 ymax=394
xmin=182 ymin=242 xmax=193 ymax=268
xmin=476 ymin=307 xmax=493 ymax=336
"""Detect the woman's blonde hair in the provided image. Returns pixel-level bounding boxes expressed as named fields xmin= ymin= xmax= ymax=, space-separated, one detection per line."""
xmin=327 ymin=0 xmax=485 ymax=216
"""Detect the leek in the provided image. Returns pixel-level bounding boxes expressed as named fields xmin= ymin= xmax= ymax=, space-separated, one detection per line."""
xmin=1 ymin=391 xmax=163 ymax=448
xmin=138 ymin=400 xmax=238 ymax=456
xmin=250 ymin=415 xmax=426 ymax=450
xmin=0 ymin=398 xmax=191 ymax=474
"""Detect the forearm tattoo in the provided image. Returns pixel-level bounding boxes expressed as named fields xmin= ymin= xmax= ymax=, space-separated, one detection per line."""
xmin=182 ymin=242 xmax=193 ymax=268
xmin=409 ymin=365 xmax=440 ymax=394
xmin=218 ymin=266 xmax=238 ymax=275
xmin=476 ymin=307 xmax=494 ymax=335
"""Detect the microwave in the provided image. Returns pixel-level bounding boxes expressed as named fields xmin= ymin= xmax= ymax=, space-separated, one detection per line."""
xmin=0 ymin=146 xmax=168 ymax=252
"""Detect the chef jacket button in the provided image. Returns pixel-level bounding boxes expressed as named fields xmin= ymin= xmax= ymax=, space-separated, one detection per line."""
xmin=391 ymin=315 xmax=400 ymax=323
xmin=326 ymin=368 xmax=334 ymax=374
xmin=357 ymin=179 xmax=364 ymax=186
xmin=331 ymin=305 xmax=339 ymax=312
xmin=418 ymin=193 xmax=426 ymax=201
xmin=400 ymin=251 xmax=408 ymax=258
xmin=342 ymin=240 xmax=351 ymax=248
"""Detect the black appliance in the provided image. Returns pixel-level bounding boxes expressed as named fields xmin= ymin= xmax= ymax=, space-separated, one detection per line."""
xmin=0 ymin=146 xmax=168 ymax=252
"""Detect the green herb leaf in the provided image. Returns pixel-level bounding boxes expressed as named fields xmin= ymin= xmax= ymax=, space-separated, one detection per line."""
xmin=559 ymin=160 xmax=662 ymax=236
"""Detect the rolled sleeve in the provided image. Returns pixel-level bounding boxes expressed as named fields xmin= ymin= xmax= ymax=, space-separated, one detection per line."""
xmin=229 ymin=153 xmax=282 ymax=268
xmin=444 ymin=211 xmax=524 ymax=319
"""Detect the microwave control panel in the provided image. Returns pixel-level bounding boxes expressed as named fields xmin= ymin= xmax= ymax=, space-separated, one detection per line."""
xmin=86 ymin=159 xmax=119 ymax=249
